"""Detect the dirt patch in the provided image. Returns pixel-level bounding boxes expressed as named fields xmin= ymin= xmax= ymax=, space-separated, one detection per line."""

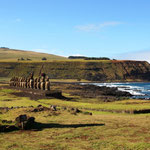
xmin=127 ymin=138 xmax=141 ymax=143
xmin=13 ymin=91 xmax=50 ymax=100
xmin=144 ymin=137 xmax=150 ymax=143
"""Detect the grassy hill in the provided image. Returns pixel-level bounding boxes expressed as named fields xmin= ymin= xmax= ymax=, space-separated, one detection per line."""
xmin=0 ymin=60 xmax=150 ymax=82
xmin=0 ymin=48 xmax=150 ymax=82
xmin=0 ymin=48 xmax=67 ymax=61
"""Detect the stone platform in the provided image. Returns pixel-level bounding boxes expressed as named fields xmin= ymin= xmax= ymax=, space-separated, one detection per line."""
xmin=1 ymin=86 xmax=63 ymax=100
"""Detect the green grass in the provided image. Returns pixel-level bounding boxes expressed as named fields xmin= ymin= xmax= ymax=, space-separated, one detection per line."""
xmin=1 ymin=87 xmax=150 ymax=149
xmin=38 ymin=98 xmax=150 ymax=111
xmin=0 ymin=88 xmax=46 ymax=108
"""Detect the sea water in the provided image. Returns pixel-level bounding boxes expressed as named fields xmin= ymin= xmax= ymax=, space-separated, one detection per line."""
xmin=88 ymin=82 xmax=150 ymax=99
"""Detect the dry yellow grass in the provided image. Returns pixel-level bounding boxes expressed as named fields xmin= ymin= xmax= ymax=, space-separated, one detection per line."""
xmin=0 ymin=48 xmax=67 ymax=61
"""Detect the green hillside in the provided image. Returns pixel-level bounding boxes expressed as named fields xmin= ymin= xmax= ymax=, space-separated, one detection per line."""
xmin=0 ymin=48 xmax=150 ymax=82
xmin=0 ymin=60 xmax=150 ymax=82
xmin=0 ymin=48 xmax=67 ymax=61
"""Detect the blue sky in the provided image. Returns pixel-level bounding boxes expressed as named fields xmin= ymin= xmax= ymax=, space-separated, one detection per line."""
xmin=1 ymin=0 xmax=150 ymax=61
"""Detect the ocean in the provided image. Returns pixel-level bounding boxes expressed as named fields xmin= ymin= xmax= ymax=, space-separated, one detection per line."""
xmin=89 ymin=82 xmax=150 ymax=99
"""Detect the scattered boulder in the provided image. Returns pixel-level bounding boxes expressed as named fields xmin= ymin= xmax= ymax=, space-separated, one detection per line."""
xmin=15 ymin=114 xmax=35 ymax=130
xmin=50 ymin=105 xmax=57 ymax=111
xmin=82 ymin=112 xmax=92 ymax=115
xmin=31 ymin=105 xmax=49 ymax=112
xmin=62 ymin=107 xmax=67 ymax=110
xmin=68 ymin=107 xmax=82 ymax=115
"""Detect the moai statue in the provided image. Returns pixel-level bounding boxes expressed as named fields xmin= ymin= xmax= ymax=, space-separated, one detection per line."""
xmin=18 ymin=77 xmax=20 ymax=87
xmin=37 ymin=77 xmax=41 ymax=89
xmin=45 ymin=78 xmax=50 ymax=91
xmin=21 ymin=77 xmax=23 ymax=88
xmin=34 ymin=78 xmax=38 ymax=89
xmin=10 ymin=77 xmax=14 ymax=86
xmin=15 ymin=77 xmax=17 ymax=87
xmin=20 ymin=77 xmax=23 ymax=88
xmin=13 ymin=77 xmax=16 ymax=87
xmin=22 ymin=77 xmax=26 ymax=88
xmin=14 ymin=77 xmax=16 ymax=87
xmin=16 ymin=77 xmax=19 ymax=87
xmin=13 ymin=77 xmax=16 ymax=86
xmin=28 ymin=72 xmax=34 ymax=89
xmin=27 ymin=78 xmax=30 ymax=88
xmin=40 ymin=73 xmax=46 ymax=90
xmin=22 ymin=78 xmax=24 ymax=87
xmin=24 ymin=78 xmax=27 ymax=88
xmin=29 ymin=78 xmax=34 ymax=89
xmin=16 ymin=78 xmax=18 ymax=87
xmin=22 ymin=77 xmax=25 ymax=88
xmin=19 ymin=77 xmax=21 ymax=87
xmin=40 ymin=76 xmax=45 ymax=90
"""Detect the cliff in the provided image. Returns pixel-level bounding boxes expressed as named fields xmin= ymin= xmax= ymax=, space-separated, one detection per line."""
xmin=1 ymin=60 xmax=150 ymax=82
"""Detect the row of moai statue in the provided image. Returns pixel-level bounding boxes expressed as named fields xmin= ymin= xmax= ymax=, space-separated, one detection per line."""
xmin=10 ymin=73 xmax=50 ymax=90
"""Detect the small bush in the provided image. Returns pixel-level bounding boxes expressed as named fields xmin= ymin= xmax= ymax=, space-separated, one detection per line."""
xmin=42 ymin=57 xmax=47 ymax=60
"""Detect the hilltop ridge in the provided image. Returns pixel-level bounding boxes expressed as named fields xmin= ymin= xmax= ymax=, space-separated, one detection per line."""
xmin=0 ymin=48 xmax=67 ymax=61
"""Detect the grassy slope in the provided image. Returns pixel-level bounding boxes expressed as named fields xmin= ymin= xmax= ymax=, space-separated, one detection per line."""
xmin=0 ymin=60 xmax=150 ymax=82
xmin=0 ymin=48 xmax=67 ymax=61
xmin=1 ymin=87 xmax=150 ymax=149
xmin=0 ymin=48 xmax=150 ymax=81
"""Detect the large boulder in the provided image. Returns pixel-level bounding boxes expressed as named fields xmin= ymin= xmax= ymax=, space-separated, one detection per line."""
xmin=15 ymin=114 xmax=35 ymax=130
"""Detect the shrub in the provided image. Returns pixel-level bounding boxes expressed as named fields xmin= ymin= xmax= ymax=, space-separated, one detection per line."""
xmin=42 ymin=57 xmax=47 ymax=60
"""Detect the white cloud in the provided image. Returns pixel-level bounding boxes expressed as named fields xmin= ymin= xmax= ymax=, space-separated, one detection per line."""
xmin=15 ymin=18 xmax=21 ymax=22
xmin=116 ymin=50 xmax=150 ymax=63
xmin=75 ymin=24 xmax=99 ymax=32
xmin=100 ymin=21 xmax=122 ymax=27
xmin=75 ymin=21 xmax=123 ymax=32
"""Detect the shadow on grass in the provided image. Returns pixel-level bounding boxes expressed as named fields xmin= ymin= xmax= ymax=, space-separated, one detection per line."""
xmin=12 ymin=90 xmax=75 ymax=101
xmin=0 ymin=123 xmax=105 ymax=133
xmin=49 ymin=95 xmax=75 ymax=101
xmin=31 ymin=122 xmax=105 ymax=131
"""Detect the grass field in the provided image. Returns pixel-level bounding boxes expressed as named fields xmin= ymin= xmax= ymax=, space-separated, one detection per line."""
xmin=1 ymin=85 xmax=150 ymax=150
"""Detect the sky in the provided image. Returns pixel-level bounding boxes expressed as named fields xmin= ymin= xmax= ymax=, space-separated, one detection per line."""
xmin=0 ymin=0 xmax=150 ymax=61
